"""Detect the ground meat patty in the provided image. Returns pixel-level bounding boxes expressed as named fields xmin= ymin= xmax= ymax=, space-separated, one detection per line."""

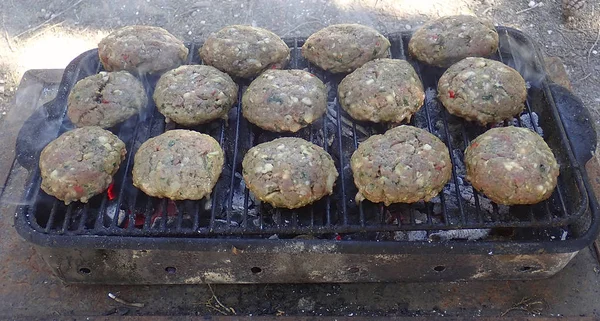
xmin=39 ymin=127 xmax=126 ymax=204
xmin=98 ymin=25 xmax=188 ymax=74
xmin=67 ymin=71 xmax=147 ymax=128
xmin=464 ymin=126 xmax=559 ymax=205
xmin=302 ymin=24 xmax=390 ymax=73
xmin=242 ymin=137 xmax=338 ymax=209
xmin=199 ymin=25 xmax=290 ymax=79
xmin=338 ymin=59 xmax=424 ymax=123
xmin=153 ymin=65 xmax=238 ymax=126
xmin=132 ymin=130 xmax=224 ymax=200
xmin=351 ymin=125 xmax=451 ymax=205
xmin=438 ymin=58 xmax=527 ymax=125
xmin=242 ymin=69 xmax=327 ymax=132
xmin=408 ymin=15 xmax=498 ymax=67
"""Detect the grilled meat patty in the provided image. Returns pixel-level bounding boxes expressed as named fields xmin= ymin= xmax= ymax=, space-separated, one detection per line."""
xmin=242 ymin=137 xmax=338 ymax=209
xmin=242 ymin=69 xmax=327 ymax=132
xmin=408 ymin=15 xmax=499 ymax=67
xmin=132 ymin=130 xmax=224 ymax=200
xmin=39 ymin=127 xmax=126 ymax=204
xmin=465 ymin=126 xmax=559 ymax=205
xmin=199 ymin=25 xmax=290 ymax=79
xmin=67 ymin=71 xmax=147 ymax=128
xmin=338 ymin=58 xmax=424 ymax=123
xmin=438 ymin=57 xmax=527 ymax=125
xmin=153 ymin=65 xmax=238 ymax=126
xmin=351 ymin=125 xmax=451 ymax=205
xmin=98 ymin=25 xmax=188 ymax=74
xmin=302 ymin=24 xmax=390 ymax=73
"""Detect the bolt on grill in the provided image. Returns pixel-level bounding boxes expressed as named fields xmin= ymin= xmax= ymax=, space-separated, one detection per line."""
xmin=17 ymin=28 xmax=588 ymax=239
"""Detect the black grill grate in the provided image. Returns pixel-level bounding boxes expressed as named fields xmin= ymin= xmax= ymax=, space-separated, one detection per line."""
xmin=20 ymin=28 xmax=588 ymax=238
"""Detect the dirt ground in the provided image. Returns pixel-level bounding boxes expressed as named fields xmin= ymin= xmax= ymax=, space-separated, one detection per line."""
xmin=0 ymin=0 xmax=599 ymax=318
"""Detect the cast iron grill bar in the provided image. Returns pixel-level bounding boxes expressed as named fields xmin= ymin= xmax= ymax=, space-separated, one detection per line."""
xmin=227 ymin=91 xmax=244 ymax=227
xmin=192 ymin=200 xmax=200 ymax=231
xmin=143 ymin=200 xmax=153 ymax=230
xmin=334 ymin=97 xmax=349 ymax=225
xmin=311 ymin=61 xmax=332 ymax=227
xmin=352 ymin=122 xmax=366 ymax=227
xmin=45 ymin=201 xmax=58 ymax=233
xmin=460 ymin=122 xmax=483 ymax=223
xmin=61 ymin=204 xmax=73 ymax=233
xmin=411 ymin=61 xmax=451 ymax=227
xmin=498 ymin=34 xmax=540 ymax=223
xmin=77 ymin=203 xmax=89 ymax=231
xmin=440 ymin=109 xmax=468 ymax=226
xmin=175 ymin=202 xmax=184 ymax=230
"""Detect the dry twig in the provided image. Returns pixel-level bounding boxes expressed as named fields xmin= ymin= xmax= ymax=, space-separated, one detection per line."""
xmin=281 ymin=19 xmax=325 ymax=37
xmin=587 ymin=28 xmax=600 ymax=67
xmin=108 ymin=292 xmax=145 ymax=308
xmin=14 ymin=0 xmax=88 ymax=39
xmin=205 ymin=283 xmax=236 ymax=316
xmin=575 ymin=72 xmax=593 ymax=83
xmin=516 ymin=3 xmax=543 ymax=14
xmin=501 ymin=297 xmax=544 ymax=316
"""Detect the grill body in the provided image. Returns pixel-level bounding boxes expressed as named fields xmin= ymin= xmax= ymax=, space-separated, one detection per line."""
xmin=4 ymin=27 xmax=599 ymax=283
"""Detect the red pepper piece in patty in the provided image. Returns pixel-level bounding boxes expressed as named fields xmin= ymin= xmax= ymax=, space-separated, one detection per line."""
xmin=73 ymin=185 xmax=84 ymax=194
xmin=448 ymin=90 xmax=455 ymax=98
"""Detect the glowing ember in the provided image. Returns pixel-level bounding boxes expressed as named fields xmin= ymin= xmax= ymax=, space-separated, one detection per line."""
xmin=107 ymin=183 xmax=115 ymax=200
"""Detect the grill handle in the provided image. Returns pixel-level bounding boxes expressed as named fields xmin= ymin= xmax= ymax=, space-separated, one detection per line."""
xmin=549 ymin=83 xmax=597 ymax=168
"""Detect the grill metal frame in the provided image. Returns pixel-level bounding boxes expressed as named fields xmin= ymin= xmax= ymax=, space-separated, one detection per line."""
xmin=6 ymin=27 xmax=596 ymax=248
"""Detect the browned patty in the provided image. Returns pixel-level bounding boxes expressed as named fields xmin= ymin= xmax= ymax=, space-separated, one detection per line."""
xmin=464 ymin=126 xmax=559 ymax=205
xmin=408 ymin=15 xmax=498 ymax=67
xmin=242 ymin=137 xmax=338 ymax=209
xmin=242 ymin=69 xmax=327 ymax=132
xmin=132 ymin=130 xmax=224 ymax=200
xmin=98 ymin=25 xmax=188 ymax=74
xmin=153 ymin=65 xmax=239 ymax=126
xmin=199 ymin=25 xmax=290 ymax=79
xmin=67 ymin=71 xmax=147 ymax=128
xmin=302 ymin=24 xmax=390 ymax=73
xmin=39 ymin=127 xmax=126 ymax=204
xmin=437 ymin=57 xmax=527 ymax=125
xmin=338 ymin=58 xmax=424 ymax=123
xmin=351 ymin=125 xmax=451 ymax=205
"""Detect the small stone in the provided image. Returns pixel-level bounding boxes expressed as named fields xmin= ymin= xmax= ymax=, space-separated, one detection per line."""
xmin=0 ymin=79 xmax=5 ymax=84
xmin=547 ymin=30 xmax=553 ymax=35
xmin=405 ymin=24 xmax=411 ymax=30
xmin=593 ymin=50 xmax=598 ymax=55
xmin=0 ymin=86 xmax=4 ymax=95
xmin=528 ymin=0 xmax=536 ymax=7
xmin=41 ymin=8 xmax=46 ymax=12
xmin=188 ymin=31 xmax=192 ymax=35
xmin=200 ymin=20 xmax=205 ymax=24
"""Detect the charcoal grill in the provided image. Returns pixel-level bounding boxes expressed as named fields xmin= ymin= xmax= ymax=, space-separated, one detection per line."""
xmin=2 ymin=27 xmax=599 ymax=284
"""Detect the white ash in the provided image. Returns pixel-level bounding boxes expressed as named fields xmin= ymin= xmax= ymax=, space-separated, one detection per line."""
xmin=394 ymin=228 xmax=490 ymax=241
xmin=326 ymin=99 xmax=369 ymax=138
xmin=105 ymin=203 xmax=127 ymax=226
xmin=429 ymin=228 xmax=491 ymax=241
xmin=394 ymin=230 xmax=428 ymax=241
xmin=508 ymin=111 xmax=544 ymax=136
